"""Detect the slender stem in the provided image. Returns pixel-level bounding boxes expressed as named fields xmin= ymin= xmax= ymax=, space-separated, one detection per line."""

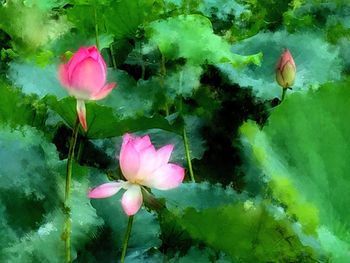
xmin=281 ymin=88 xmax=287 ymax=102
xmin=142 ymin=187 xmax=165 ymax=212
xmin=76 ymin=139 xmax=84 ymax=162
xmin=183 ymin=126 xmax=195 ymax=182
xmin=94 ymin=2 xmax=100 ymax=50
xmin=63 ymin=117 xmax=80 ymax=263
xmin=138 ymin=41 xmax=146 ymax=80
xmin=141 ymin=63 xmax=146 ymax=80
xmin=110 ymin=44 xmax=117 ymax=69
xmin=160 ymin=53 xmax=166 ymax=76
xmin=120 ymin=215 xmax=134 ymax=263
xmin=165 ymin=105 xmax=170 ymax=116
xmin=160 ymin=53 xmax=169 ymax=115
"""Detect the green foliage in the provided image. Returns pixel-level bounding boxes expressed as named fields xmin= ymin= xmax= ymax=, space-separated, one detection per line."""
xmin=284 ymin=0 xmax=350 ymax=32
xmin=146 ymin=14 xmax=262 ymax=66
xmin=156 ymin=182 xmax=317 ymax=262
xmin=180 ymin=202 xmax=316 ymax=262
xmin=0 ymin=79 xmax=47 ymax=129
xmin=153 ymin=182 xmax=243 ymax=212
xmin=164 ymin=64 xmax=203 ymax=99
xmin=100 ymin=70 xmax=162 ymax=118
xmin=8 ymin=61 xmax=66 ymax=99
xmin=198 ymin=0 xmax=246 ymax=20
xmin=0 ymin=0 xmax=70 ymax=53
xmin=0 ymin=126 xmax=102 ymax=262
xmin=169 ymin=246 xmax=232 ymax=262
xmin=240 ymin=79 xmax=350 ymax=261
xmin=102 ymin=0 xmax=161 ymax=40
xmin=64 ymin=0 xmax=162 ymax=65
xmin=229 ymin=0 xmax=292 ymax=40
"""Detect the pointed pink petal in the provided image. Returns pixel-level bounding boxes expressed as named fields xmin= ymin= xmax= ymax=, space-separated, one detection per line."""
xmin=277 ymin=49 xmax=295 ymax=70
xmin=91 ymin=82 xmax=117 ymax=100
xmin=156 ymin=144 xmax=174 ymax=167
xmin=87 ymin=46 xmax=100 ymax=60
xmin=87 ymin=46 xmax=107 ymax=73
xmin=76 ymin=99 xmax=87 ymax=131
xmin=120 ymin=137 xmax=141 ymax=181
xmin=121 ymin=184 xmax=143 ymax=216
xmin=88 ymin=182 xmax=123 ymax=198
xmin=67 ymin=47 xmax=91 ymax=77
xmin=133 ymin=135 xmax=152 ymax=152
xmin=70 ymin=58 xmax=106 ymax=94
xmin=58 ymin=64 xmax=70 ymax=87
xmin=120 ymin=134 xmax=152 ymax=152
xmin=144 ymin=163 xmax=185 ymax=190
xmin=121 ymin=133 xmax=133 ymax=147
xmin=136 ymin=145 xmax=158 ymax=180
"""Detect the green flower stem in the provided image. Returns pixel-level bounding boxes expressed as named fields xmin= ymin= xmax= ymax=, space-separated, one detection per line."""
xmin=141 ymin=63 xmax=146 ymax=80
xmin=160 ymin=53 xmax=169 ymax=115
xmin=142 ymin=187 xmax=165 ymax=212
xmin=63 ymin=117 xmax=80 ymax=263
xmin=183 ymin=126 xmax=195 ymax=182
xmin=110 ymin=44 xmax=117 ymax=69
xmin=94 ymin=2 xmax=99 ymax=50
xmin=120 ymin=215 xmax=134 ymax=263
xmin=281 ymin=88 xmax=287 ymax=102
xmin=160 ymin=53 xmax=166 ymax=76
xmin=137 ymin=41 xmax=146 ymax=80
xmin=76 ymin=139 xmax=85 ymax=162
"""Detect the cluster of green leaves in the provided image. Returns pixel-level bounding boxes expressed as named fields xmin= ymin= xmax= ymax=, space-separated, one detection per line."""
xmin=0 ymin=0 xmax=349 ymax=262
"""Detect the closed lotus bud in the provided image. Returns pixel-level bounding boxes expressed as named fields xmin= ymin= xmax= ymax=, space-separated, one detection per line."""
xmin=58 ymin=46 xmax=116 ymax=131
xmin=276 ymin=49 xmax=296 ymax=89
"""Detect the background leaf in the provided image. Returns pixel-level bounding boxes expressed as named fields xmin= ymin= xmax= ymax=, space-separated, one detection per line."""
xmin=146 ymin=14 xmax=262 ymax=66
xmin=218 ymin=30 xmax=342 ymax=100
xmin=240 ymin=79 xmax=350 ymax=261
xmin=0 ymin=126 xmax=102 ymax=262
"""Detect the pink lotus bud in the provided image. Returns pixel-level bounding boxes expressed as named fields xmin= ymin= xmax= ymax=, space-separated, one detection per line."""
xmin=58 ymin=46 xmax=116 ymax=131
xmin=276 ymin=49 xmax=296 ymax=89
xmin=88 ymin=134 xmax=185 ymax=216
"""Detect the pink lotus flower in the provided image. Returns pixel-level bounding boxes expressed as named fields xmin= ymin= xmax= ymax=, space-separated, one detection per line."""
xmin=88 ymin=134 xmax=185 ymax=216
xmin=276 ymin=49 xmax=296 ymax=89
xmin=58 ymin=46 xmax=116 ymax=131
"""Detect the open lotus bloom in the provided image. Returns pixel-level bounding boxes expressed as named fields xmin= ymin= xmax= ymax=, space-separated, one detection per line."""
xmin=88 ymin=134 xmax=185 ymax=216
xmin=276 ymin=49 xmax=296 ymax=89
xmin=58 ymin=46 xmax=116 ymax=131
